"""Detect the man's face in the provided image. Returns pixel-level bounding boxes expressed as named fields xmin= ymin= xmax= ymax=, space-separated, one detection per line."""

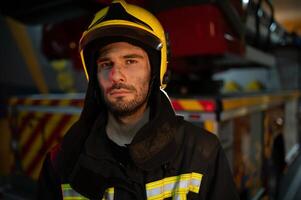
xmin=97 ymin=42 xmax=151 ymax=116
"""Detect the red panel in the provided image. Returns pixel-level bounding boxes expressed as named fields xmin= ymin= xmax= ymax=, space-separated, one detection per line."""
xmin=171 ymin=100 xmax=183 ymax=111
xmin=42 ymin=17 xmax=89 ymax=70
xmin=200 ymin=100 xmax=216 ymax=112
xmin=156 ymin=5 xmax=244 ymax=57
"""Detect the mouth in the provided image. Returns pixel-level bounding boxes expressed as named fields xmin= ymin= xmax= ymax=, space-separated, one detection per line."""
xmin=109 ymin=89 xmax=131 ymax=97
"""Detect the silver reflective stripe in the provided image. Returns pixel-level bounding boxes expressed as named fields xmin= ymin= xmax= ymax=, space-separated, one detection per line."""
xmin=191 ymin=178 xmax=200 ymax=186
xmin=146 ymin=172 xmax=203 ymax=200
xmin=178 ymin=179 xmax=189 ymax=189
xmin=61 ymin=184 xmax=114 ymax=200
xmin=61 ymin=184 xmax=88 ymax=200
xmin=173 ymin=193 xmax=184 ymax=200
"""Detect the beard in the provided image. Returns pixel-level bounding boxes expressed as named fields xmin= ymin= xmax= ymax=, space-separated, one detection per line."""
xmin=102 ymin=83 xmax=149 ymax=117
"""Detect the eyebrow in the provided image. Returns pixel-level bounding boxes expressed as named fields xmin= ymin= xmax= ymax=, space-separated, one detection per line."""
xmin=97 ymin=54 xmax=145 ymax=62
xmin=123 ymin=54 xmax=144 ymax=59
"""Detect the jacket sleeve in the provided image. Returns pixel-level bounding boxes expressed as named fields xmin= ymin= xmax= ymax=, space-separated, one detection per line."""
xmin=205 ymin=143 xmax=240 ymax=200
xmin=36 ymin=153 xmax=62 ymax=200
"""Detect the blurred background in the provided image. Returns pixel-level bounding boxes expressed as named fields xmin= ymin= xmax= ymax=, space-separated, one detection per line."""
xmin=1 ymin=0 xmax=301 ymax=199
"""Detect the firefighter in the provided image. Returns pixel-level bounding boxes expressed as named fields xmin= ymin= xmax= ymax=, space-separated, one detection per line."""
xmin=37 ymin=0 xmax=239 ymax=199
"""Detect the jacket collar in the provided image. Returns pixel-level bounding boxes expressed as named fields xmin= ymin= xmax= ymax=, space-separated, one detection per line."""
xmin=129 ymin=91 xmax=178 ymax=170
xmin=58 ymin=89 xmax=180 ymax=182
xmin=85 ymin=90 xmax=179 ymax=170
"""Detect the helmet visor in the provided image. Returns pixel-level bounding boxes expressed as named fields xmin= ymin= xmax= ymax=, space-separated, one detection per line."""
xmin=80 ymin=25 xmax=163 ymax=52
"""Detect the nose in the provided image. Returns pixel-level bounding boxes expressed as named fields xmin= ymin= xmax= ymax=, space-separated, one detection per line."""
xmin=109 ymin=65 xmax=126 ymax=83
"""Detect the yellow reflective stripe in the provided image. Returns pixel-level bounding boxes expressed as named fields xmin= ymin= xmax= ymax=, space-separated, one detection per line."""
xmin=146 ymin=172 xmax=203 ymax=200
xmin=101 ymin=187 xmax=114 ymax=200
xmin=190 ymin=173 xmax=202 ymax=193
xmin=61 ymin=184 xmax=114 ymax=200
xmin=61 ymin=184 xmax=88 ymax=200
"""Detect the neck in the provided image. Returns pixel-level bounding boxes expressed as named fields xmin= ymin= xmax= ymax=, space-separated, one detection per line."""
xmin=114 ymin=103 xmax=148 ymax=125
xmin=106 ymin=106 xmax=150 ymax=146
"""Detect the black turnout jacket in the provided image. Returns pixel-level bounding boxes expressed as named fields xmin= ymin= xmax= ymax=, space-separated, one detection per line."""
xmin=37 ymin=87 xmax=239 ymax=200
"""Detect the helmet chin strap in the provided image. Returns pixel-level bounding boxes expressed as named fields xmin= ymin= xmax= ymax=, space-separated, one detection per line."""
xmin=146 ymin=73 xmax=160 ymax=107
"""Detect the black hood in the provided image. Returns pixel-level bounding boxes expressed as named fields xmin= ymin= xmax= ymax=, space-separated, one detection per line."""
xmin=55 ymin=86 xmax=180 ymax=198
xmin=56 ymin=73 xmax=179 ymax=178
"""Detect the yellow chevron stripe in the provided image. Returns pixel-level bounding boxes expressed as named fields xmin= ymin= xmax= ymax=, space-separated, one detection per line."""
xmin=19 ymin=99 xmax=52 ymax=147
xmin=20 ymin=99 xmax=70 ymax=147
xmin=27 ymin=114 xmax=76 ymax=180
xmin=22 ymin=113 xmax=63 ymax=170
xmin=14 ymin=98 xmax=35 ymax=118
xmin=27 ymin=114 xmax=78 ymax=179
xmin=178 ymin=100 xmax=204 ymax=111
xmin=12 ymin=99 xmax=79 ymax=179
xmin=22 ymin=100 xmax=74 ymax=172
xmin=19 ymin=112 xmax=44 ymax=146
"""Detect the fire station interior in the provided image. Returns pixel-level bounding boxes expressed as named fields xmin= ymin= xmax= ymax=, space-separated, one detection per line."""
xmin=1 ymin=0 xmax=301 ymax=199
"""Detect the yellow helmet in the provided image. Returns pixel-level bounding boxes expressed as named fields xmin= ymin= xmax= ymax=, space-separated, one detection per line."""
xmin=79 ymin=0 xmax=168 ymax=89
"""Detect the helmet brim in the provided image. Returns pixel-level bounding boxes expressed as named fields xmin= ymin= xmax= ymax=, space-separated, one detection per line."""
xmin=79 ymin=25 xmax=163 ymax=52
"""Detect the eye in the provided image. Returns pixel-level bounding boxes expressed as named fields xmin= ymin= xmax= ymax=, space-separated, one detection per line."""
xmin=97 ymin=61 xmax=113 ymax=71
xmin=125 ymin=59 xmax=138 ymax=65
